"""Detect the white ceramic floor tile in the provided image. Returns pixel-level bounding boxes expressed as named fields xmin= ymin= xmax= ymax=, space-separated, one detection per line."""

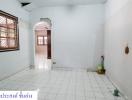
xmin=0 ymin=69 xmax=125 ymax=100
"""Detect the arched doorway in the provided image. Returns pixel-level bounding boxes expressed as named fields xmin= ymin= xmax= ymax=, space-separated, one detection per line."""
xmin=34 ymin=19 xmax=51 ymax=70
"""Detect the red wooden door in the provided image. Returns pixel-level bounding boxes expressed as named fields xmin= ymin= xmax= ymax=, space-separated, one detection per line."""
xmin=47 ymin=30 xmax=51 ymax=59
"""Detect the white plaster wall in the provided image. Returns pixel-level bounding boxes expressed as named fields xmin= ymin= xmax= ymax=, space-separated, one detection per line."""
xmin=0 ymin=0 xmax=30 ymax=79
xmin=105 ymin=0 xmax=132 ymax=99
xmin=30 ymin=4 xmax=104 ymax=69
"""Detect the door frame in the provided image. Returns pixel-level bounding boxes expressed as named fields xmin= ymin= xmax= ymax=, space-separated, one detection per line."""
xmin=33 ymin=20 xmax=52 ymax=69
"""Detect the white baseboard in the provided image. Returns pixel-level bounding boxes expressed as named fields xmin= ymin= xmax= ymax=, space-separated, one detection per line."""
xmin=0 ymin=66 xmax=30 ymax=81
xmin=52 ymin=66 xmax=89 ymax=71
xmin=106 ymin=71 xmax=129 ymax=100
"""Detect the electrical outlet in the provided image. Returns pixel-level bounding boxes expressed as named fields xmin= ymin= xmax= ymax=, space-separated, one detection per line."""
xmin=53 ymin=62 xmax=56 ymax=64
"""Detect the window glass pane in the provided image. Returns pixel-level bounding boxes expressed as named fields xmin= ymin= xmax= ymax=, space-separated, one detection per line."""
xmin=9 ymin=39 xmax=15 ymax=47
xmin=0 ymin=27 xmax=7 ymax=32
xmin=9 ymin=33 xmax=15 ymax=38
xmin=38 ymin=40 xmax=43 ymax=44
xmin=9 ymin=29 xmax=15 ymax=33
xmin=44 ymin=36 xmax=47 ymax=44
xmin=38 ymin=36 xmax=44 ymax=45
xmin=0 ymin=32 xmax=7 ymax=37
xmin=0 ymin=38 xmax=8 ymax=47
xmin=38 ymin=37 xmax=43 ymax=40
xmin=0 ymin=16 xmax=6 ymax=27
xmin=7 ymin=18 xmax=15 ymax=29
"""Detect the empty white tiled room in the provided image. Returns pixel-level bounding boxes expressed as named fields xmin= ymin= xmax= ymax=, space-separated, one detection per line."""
xmin=0 ymin=0 xmax=132 ymax=100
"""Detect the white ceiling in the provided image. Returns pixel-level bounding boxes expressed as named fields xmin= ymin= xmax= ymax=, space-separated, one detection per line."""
xmin=18 ymin=0 xmax=107 ymax=12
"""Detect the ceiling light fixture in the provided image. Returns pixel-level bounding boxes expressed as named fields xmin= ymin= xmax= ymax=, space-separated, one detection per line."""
xmin=21 ymin=2 xmax=31 ymax=7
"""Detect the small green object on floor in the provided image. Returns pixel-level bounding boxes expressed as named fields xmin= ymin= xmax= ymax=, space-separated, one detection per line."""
xmin=113 ymin=88 xmax=120 ymax=97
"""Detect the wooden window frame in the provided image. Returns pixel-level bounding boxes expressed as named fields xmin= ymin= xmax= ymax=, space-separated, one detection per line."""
xmin=37 ymin=35 xmax=45 ymax=46
xmin=37 ymin=35 xmax=48 ymax=46
xmin=0 ymin=10 xmax=19 ymax=52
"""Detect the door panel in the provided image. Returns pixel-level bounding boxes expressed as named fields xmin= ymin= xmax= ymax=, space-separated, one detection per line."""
xmin=47 ymin=30 xmax=51 ymax=59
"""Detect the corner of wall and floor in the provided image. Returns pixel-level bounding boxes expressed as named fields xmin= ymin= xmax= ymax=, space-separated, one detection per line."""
xmin=104 ymin=0 xmax=132 ymax=100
